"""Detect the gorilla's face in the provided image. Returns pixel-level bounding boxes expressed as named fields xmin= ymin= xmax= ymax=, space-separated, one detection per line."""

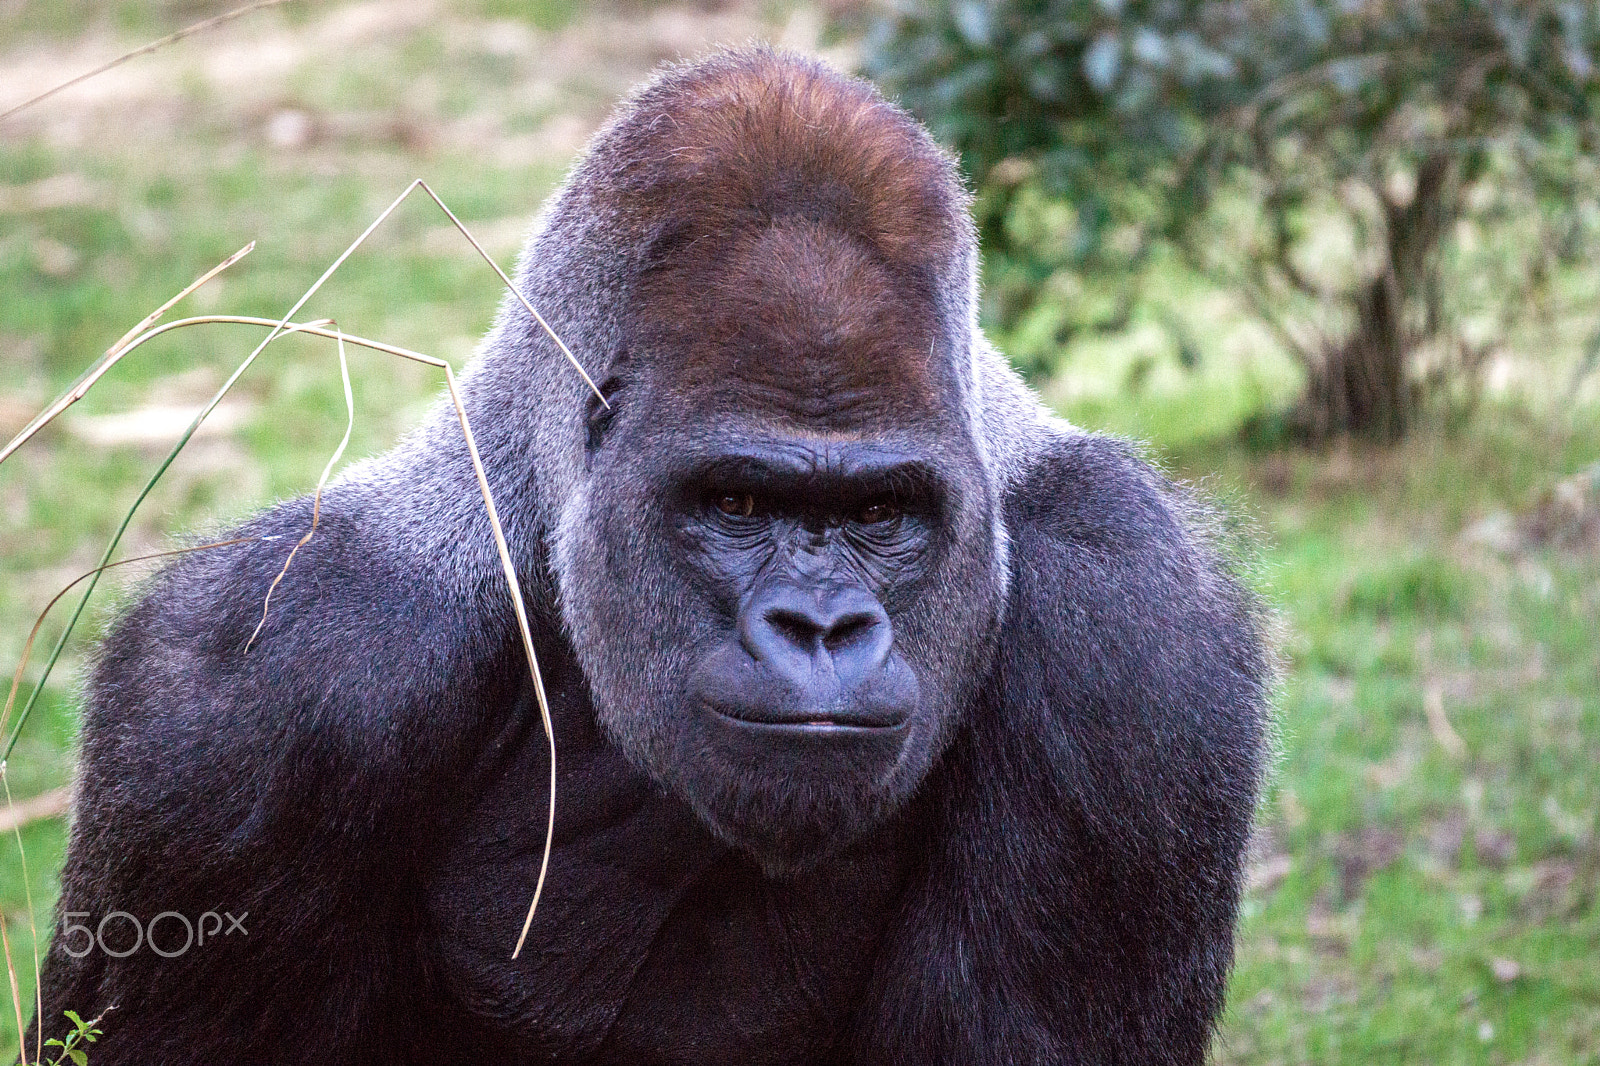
xmin=553 ymin=221 xmax=1006 ymax=874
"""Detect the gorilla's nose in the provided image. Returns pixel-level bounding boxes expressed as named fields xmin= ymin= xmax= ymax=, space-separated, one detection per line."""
xmin=740 ymin=585 xmax=892 ymax=691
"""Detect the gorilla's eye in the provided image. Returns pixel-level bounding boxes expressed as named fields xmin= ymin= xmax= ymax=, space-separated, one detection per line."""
xmin=856 ymin=501 xmax=900 ymax=525
xmin=716 ymin=493 xmax=756 ymax=518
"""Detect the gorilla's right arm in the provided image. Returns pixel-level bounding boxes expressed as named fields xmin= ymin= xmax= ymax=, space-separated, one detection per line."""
xmin=34 ymin=486 xmax=532 ymax=1063
xmin=854 ymin=434 xmax=1269 ymax=1065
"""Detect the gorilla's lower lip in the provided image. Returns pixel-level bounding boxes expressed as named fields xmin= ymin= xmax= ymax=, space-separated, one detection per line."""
xmin=721 ymin=716 xmax=903 ymax=734
xmin=705 ymin=706 xmax=909 ymax=732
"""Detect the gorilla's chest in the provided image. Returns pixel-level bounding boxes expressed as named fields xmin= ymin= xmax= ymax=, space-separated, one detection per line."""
xmin=426 ymin=707 xmax=916 ymax=1064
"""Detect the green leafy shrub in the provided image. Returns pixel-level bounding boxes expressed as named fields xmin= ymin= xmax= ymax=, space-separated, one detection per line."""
xmin=861 ymin=0 xmax=1600 ymax=439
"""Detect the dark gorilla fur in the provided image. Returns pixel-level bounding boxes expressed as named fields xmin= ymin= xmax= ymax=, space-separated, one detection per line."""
xmin=33 ymin=48 xmax=1269 ymax=1065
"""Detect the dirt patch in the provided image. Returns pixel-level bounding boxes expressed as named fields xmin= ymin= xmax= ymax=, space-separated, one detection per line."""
xmin=1463 ymin=462 xmax=1600 ymax=557
xmin=1519 ymin=463 xmax=1600 ymax=551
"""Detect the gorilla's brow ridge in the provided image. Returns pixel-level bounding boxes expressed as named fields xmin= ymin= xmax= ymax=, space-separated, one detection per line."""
xmin=679 ymin=442 xmax=945 ymax=512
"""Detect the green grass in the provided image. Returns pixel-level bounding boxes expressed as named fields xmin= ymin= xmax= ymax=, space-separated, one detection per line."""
xmin=1172 ymin=430 xmax=1600 ymax=1066
xmin=3 ymin=3 xmax=1598 ymax=1063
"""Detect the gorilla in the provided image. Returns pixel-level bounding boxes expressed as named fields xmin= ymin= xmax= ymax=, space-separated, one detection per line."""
xmin=33 ymin=47 xmax=1268 ymax=1065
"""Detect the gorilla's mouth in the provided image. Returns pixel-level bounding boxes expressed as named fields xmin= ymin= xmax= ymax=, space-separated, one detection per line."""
xmin=682 ymin=621 xmax=923 ymax=745
xmin=706 ymin=703 xmax=910 ymax=734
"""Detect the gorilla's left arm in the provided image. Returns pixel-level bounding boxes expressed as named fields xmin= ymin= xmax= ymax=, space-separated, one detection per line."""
xmin=32 ymin=487 xmax=535 ymax=1063
xmin=855 ymin=432 xmax=1270 ymax=1065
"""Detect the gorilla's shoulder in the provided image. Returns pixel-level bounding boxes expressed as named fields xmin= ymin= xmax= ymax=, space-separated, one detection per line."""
xmin=95 ymin=480 xmax=497 ymax=712
xmin=995 ymin=430 xmax=1269 ymax=745
xmin=1006 ymin=432 xmax=1204 ymax=559
xmin=114 ymin=491 xmax=378 ymax=644
xmin=1005 ymin=432 xmax=1258 ymax=604
xmin=78 ymin=479 xmax=524 ymax=852
xmin=886 ymin=430 xmax=1269 ymax=1065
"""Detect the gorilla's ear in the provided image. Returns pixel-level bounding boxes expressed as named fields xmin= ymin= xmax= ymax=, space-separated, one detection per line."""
xmin=585 ymin=372 xmax=624 ymax=457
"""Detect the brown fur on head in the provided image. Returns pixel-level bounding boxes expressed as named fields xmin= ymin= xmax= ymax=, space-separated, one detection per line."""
xmin=581 ymin=47 xmax=971 ymax=432
xmin=636 ymin=215 xmax=943 ymax=430
xmin=603 ymin=46 xmax=971 ymax=274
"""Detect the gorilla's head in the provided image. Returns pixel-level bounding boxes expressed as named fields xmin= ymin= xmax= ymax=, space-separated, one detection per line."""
xmin=481 ymin=49 xmax=1014 ymax=874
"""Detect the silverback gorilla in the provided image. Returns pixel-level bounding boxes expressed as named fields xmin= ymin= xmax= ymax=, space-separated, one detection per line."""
xmin=34 ymin=47 xmax=1268 ymax=1064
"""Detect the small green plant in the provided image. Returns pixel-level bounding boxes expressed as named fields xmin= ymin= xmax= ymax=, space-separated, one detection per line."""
xmin=1345 ymin=556 xmax=1467 ymax=619
xmin=42 ymin=1009 xmax=104 ymax=1066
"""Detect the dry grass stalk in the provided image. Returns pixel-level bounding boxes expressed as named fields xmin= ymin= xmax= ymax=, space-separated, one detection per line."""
xmin=0 ymin=0 xmax=295 ymax=124
xmin=0 ymin=908 xmax=25 ymax=1066
xmin=1425 ymin=685 xmax=1467 ymax=759
xmin=0 ymin=242 xmax=255 ymax=466
xmin=1 ymin=183 xmax=590 ymax=1038
xmin=244 ymin=327 xmax=354 ymax=654
xmin=1 ymin=766 xmax=46 ymax=1065
xmin=411 ymin=180 xmax=607 ymax=407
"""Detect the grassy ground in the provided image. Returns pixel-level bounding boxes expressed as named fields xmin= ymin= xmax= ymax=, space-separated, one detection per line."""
xmin=1192 ymin=428 xmax=1600 ymax=1065
xmin=2 ymin=3 xmax=1597 ymax=1063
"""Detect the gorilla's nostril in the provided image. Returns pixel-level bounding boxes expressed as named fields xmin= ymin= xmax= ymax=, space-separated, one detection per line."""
xmin=760 ymin=603 xmax=881 ymax=655
xmin=766 ymin=607 xmax=824 ymax=649
xmin=822 ymin=611 xmax=878 ymax=652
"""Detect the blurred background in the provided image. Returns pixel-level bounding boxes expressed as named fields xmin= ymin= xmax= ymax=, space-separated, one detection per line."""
xmin=1 ymin=0 xmax=1596 ymax=1061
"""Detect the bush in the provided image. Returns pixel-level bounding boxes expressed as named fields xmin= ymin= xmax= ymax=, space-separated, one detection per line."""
xmin=861 ymin=0 xmax=1600 ymax=440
